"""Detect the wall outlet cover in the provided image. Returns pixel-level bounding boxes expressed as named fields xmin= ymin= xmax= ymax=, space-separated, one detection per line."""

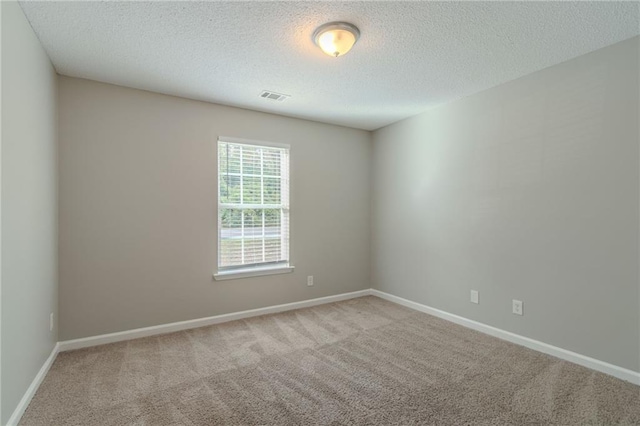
xmin=307 ymin=276 xmax=314 ymax=286
xmin=470 ymin=290 xmax=479 ymax=304
xmin=512 ymin=299 xmax=523 ymax=316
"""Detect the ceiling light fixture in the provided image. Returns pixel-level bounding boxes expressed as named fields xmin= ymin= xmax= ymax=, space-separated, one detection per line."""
xmin=313 ymin=22 xmax=360 ymax=58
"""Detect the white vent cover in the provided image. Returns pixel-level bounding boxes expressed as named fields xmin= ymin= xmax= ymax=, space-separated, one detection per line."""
xmin=259 ymin=90 xmax=290 ymax=102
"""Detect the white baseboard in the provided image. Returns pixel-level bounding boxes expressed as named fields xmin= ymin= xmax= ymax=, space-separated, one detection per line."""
xmin=371 ymin=289 xmax=640 ymax=386
xmin=58 ymin=289 xmax=372 ymax=352
xmin=6 ymin=343 xmax=60 ymax=426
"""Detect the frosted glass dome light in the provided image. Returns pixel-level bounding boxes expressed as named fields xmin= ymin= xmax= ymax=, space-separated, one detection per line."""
xmin=313 ymin=22 xmax=360 ymax=58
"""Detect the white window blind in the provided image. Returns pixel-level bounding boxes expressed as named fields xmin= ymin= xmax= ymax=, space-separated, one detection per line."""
xmin=217 ymin=139 xmax=290 ymax=273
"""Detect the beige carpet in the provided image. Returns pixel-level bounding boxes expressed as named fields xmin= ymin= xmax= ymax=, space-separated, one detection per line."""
xmin=20 ymin=296 xmax=640 ymax=425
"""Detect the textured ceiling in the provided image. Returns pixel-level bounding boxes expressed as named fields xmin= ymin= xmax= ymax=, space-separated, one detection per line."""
xmin=19 ymin=1 xmax=640 ymax=130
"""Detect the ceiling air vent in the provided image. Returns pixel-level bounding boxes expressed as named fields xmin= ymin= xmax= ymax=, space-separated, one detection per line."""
xmin=259 ymin=90 xmax=290 ymax=102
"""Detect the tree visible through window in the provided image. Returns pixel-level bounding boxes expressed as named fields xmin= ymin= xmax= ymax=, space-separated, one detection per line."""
xmin=218 ymin=139 xmax=290 ymax=271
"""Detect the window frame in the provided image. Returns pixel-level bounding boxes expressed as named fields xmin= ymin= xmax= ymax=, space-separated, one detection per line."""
xmin=213 ymin=136 xmax=294 ymax=281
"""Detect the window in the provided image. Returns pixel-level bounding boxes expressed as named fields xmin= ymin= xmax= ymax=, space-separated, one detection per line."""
xmin=214 ymin=137 xmax=292 ymax=280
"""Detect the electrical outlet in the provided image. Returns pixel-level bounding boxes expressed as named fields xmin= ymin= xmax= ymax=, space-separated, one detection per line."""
xmin=470 ymin=290 xmax=479 ymax=304
xmin=512 ymin=299 xmax=523 ymax=316
xmin=307 ymin=276 xmax=314 ymax=286
xmin=49 ymin=313 xmax=54 ymax=332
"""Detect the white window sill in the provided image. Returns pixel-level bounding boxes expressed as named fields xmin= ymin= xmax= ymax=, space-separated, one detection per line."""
xmin=213 ymin=265 xmax=295 ymax=281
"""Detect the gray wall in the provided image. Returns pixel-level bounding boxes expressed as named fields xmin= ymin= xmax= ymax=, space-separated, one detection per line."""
xmin=1 ymin=2 xmax=59 ymax=424
xmin=58 ymin=76 xmax=371 ymax=340
xmin=371 ymin=37 xmax=640 ymax=372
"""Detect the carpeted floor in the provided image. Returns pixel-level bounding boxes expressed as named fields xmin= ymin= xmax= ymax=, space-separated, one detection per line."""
xmin=20 ymin=296 xmax=640 ymax=425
